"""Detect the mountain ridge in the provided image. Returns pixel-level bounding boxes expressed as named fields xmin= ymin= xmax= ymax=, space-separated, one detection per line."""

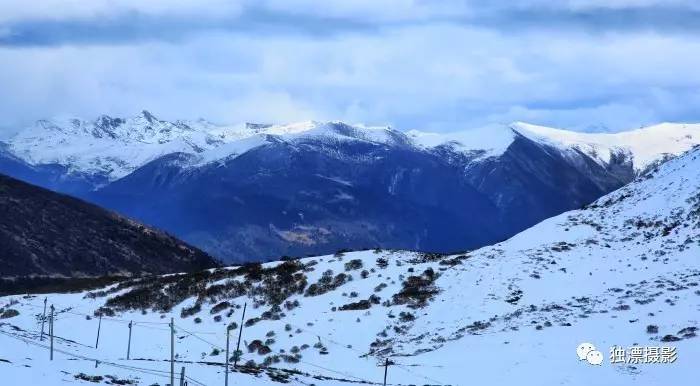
xmin=0 ymin=173 xmax=219 ymax=278
xmin=5 ymin=111 xmax=699 ymax=183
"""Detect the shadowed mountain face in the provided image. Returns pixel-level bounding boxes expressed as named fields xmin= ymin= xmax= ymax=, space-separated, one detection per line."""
xmin=460 ymin=133 xmax=633 ymax=235
xmin=88 ymin=133 xmax=632 ymax=263
xmin=0 ymin=143 xmax=106 ymax=195
xmin=0 ymin=174 xmax=218 ymax=278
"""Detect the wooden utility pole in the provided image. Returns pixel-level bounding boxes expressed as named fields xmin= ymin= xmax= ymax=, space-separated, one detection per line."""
xmin=225 ymin=324 xmax=231 ymax=386
xmin=127 ymin=320 xmax=133 ymax=360
xmin=95 ymin=315 xmax=102 ymax=348
xmin=179 ymin=366 xmax=186 ymax=386
xmin=383 ymin=358 xmax=390 ymax=386
xmin=233 ymin=302 xmax=247 ymax=368
xmin=49 ymin=304 xmax=55 ymax=360
xmin=40 ymin=297 xmax=47 ymax=341
xmin=170 ymin=317 xmax=175 ymax=386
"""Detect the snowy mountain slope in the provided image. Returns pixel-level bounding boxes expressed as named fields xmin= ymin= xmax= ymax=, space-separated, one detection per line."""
xmin=0 ymin=173 xmax=217 ymax=278
xmin=1 ymin=145 xmax=698 ymax=385
xmin=511 ymin=121 xmax=700 ymax=172
xmin=409 ymin=121 xmax=700 ymax=176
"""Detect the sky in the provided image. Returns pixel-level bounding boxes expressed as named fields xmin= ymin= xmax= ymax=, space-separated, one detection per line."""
xmin=1 ymin=0 xmax=700 ymax=135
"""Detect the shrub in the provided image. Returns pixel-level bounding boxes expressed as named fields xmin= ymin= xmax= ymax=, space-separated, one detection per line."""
xmin=305 ymin=271 xmax=350 ymax=296
xmin=392 ymin=268 xmax=440 ymax=308
xmin=339 ymin=300 xmax=371 ymax=311
xmin=181 ymin=303 xmax=202 ymax=318
xmin=0 ymin=309 xmax=19 ymax=319
xmin=344 ymin=259 xmax=363 ymax=271
xmin=210 ymin=301 xmax=231 ymax=314
xmin=248 ymin=340 xmax=265 ymax=353
xmin=398 ymin=311 xmax=415 ymax=322
xmin=284 ymin=300 xmax=300 ymax=311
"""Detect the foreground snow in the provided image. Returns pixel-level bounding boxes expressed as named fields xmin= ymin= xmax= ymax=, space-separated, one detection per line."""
xmin=1 ymin=146 xmax=698 ymax=385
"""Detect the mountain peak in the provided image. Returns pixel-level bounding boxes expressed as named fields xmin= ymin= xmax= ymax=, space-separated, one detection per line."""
xmin=139 ymin=109 xmax=157 ymax=123
xmin=245 ymin=122 xmax=273 ymax=131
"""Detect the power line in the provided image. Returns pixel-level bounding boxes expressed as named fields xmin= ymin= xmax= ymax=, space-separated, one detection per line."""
xmin=392 ymin=362 xmax=448 ymax=386
xmin=0 ymin=329 xmax=207 ymax=386
xmin=175 ymin=323 xmax=226 ymax=351
xmin=21 ymin=301 xmax=171 ymax=326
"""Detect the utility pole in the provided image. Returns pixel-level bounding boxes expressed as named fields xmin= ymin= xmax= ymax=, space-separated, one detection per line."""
xmin=127 ymin=321 xmax=133 ymax=360
xmin=179 ymin=366 xmax=186 ymax=386
xmin=170 ymin=317 xmax=175 ymax=386
xmin=49 ymin=304 xmax=55 ymax=360
xmin=40 ymin=297 xmax=47 ymax=341
xmin=382 ymin=358 xmax=390 ymax=386
xmin=233 ymin=302 xmax=247 ymax=368
xmin=225 ymin=324 xmax=231 ymax=386
xmin=95 ymin=315 xmax=102 ymax=348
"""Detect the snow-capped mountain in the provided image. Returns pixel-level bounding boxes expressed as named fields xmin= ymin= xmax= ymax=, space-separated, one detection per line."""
xmin=5 ymin=111 xmax=699 ymax=183
xmin=4 ymin=112 xmax=404 ymax=183
xmin=7 ymin=111 xmax=232 ymax=181
xmin=510 ymin=121 xmax=700 ymax=172
xmin=1 ymin=143 xmax=697 ymax=386
xmin=2 ymin=112 xmax=699 ymax=263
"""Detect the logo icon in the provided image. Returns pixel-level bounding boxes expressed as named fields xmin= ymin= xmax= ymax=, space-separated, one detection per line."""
xmin=577 ymin=342 xmax=603 ymax=365
xmin=586 ymin=349 xmax=604 ymax=365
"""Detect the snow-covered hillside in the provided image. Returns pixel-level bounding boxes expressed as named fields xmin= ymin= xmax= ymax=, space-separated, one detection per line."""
xmin=511 ymin=121 xmax=700 ymax=172
xmin=1 ymin=145 xmax=698 ymax=385
xmin=5 ymin=111 xmax=700 ymax=182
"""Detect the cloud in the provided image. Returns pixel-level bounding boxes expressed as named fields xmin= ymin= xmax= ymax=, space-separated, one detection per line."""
xmin=0 ymin=0 xmax=245 ymax=23
xmin=0 ymin=1 xmax=699 ymax=134
xmin=3 ymin=1 xmax=700 ymax=47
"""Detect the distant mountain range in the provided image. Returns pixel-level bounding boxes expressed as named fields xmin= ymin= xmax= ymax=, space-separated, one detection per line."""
xmin=0 ymin=173 xmax=217 ymax=278
xmin=1 ymin=111 xmax=698 ymax=263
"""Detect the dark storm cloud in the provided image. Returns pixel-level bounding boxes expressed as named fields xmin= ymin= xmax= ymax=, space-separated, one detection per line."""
xmin=0 ymin=9 xmax=377 ymax=47
xmin=2 ymin=2 xmax=700 ymax=47
xmin=474 ymin=5 xmax=700 ymax=34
